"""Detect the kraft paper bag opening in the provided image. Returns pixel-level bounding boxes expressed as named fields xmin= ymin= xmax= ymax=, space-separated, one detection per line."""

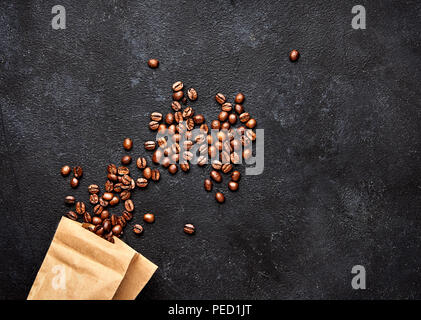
xmin=27 ymin=217 xmax=157 ymax=300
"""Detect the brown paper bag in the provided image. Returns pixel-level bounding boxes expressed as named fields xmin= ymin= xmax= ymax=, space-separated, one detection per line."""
xmin=27 ymin=217 xmax=157 ymax=300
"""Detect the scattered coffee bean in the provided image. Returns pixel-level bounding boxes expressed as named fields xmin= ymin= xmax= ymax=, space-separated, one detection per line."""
xmin=100 ymin=210 xmax=110 ymax=220
xmin=136 ymin=177 xmax=148 ymax=188
xmin=107 ymin=164 xmax=117 ymax=175
xmin=148 ymin=58 xmax=159 ymax=68
xmin=221 ymin=122 xmax=230 ymax=130
xmin=102 ymin=192 xmax=113 ymax=201
xmin=73 ymin=166 xmax=83 ymax=178
xmin=243 ymin=148 xmax=252 ymax=160
xmin=235 ymin=93 xmax=245 ymax=104
xmin=118 ymin=166 xmax=130 ymax=175
xmin=180 ymin=163 xmax=190 ymax=172
xmin=61 ymin=165 xmax=71 ymax=176
xmin=173 ymin=90 xmax=184 ymax=101
xmin=151 ymin=169 xmax=160 ymax=181
xmin=204 ymin=179 xmax=213 ymax=191
xmin=218 ymin=111 xmax=229 ymax=122
xmin=231 ymin=152 xmax=240 ymax=164
xmin=133 ymin=224 xmax=144 ymax=235
xmin=88 ymin=184 xmax=99 ymax=194
xmin=66 ymin=211 xmax=78 ymax=221
xmin=221 ymin=102 xmax=232 ymax=112
xmin=99 ymin=197 xmax=109 ymax=207
xmin=210 ymin=170 xmax=222 ymax=183
xmin=151 ymin=112 xmax=163 ymax=122
xmin=222 ymin=163 xmax=233 ymax=173
xmin=149 ymin=120 xmax=160 ymax=131
xmin=65 ymin=195 xmax=76 ymax=204
xmin=168 ymin=164 xmax=178 ymax=174
xmin=228 ymin=181 xmax=239 ymax=191
xmin=143 ymin=167 xmax=152 ymax=179
xmin=184 ymin=224 xmax=195 ymax=235
xmin=171 ymin=101 xmax=182 ymax=111
xmin=144 ymin=141 xmax=156 ymax=150
xmin=246 ymin=118 xmax=256 ymax=129
xmin=143 ymin=213 xmax=155 ymax=223
xmin=234 ymin=104 xmax=244 ymax=114
xmin=231 ymin=170 xmax=241 ymax=182
xmin=92 ymin=216 xmax=102 ymax=225
xmin=103 ymin=219 xmax=111 ymax=232
xmin=187 ymin=88 xmax=198 ymax=101
xmin=211 ymin=120 xmax=221 ymax=129
xmin=123 ymin=138 xmax=133 ymax=150
xmin=211 ymin=160 xmax=222 ymax=170
xmin=70 ymin=177 xmax=79 ymax=188
xmin=83 ymin=212 xmax=92 ymax=223
xmin=124 ymin=199 xmax=134 ymax=212
xmin=228 ymin=113 xmax=237 ymax=124
xmin=215 ymin=192 xmax=225 ymax=203
xmin=182 ymin=107 xmax=194 ymax=118
xmin=112 ymin=224 xmax=123 ymax=236
xmin=136 ymin=157 xmax=147 ymax=169
xmin=172 ymin=81 xmax=183 ymax=91
xmin=121 ymin=155 xmax=132 ymax=165
xmin=110 ymin=196 xmax=119 ymax=206
xmin=93 ymin=204 xmax=104 ymax=216
xmin=89 ymin=194 xmax=99 ymax=205
xmin=165 ymin=113 xmax=174 ymax=125
xmin=239 ymin=112 xmax=250 ymax=123
xmin=215 ymin=93 xmax=226 ymax=104
xmin=289 ymin=49 xmax=299 ymax=62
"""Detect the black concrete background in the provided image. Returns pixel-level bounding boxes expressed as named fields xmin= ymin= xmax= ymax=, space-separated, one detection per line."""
xmin=1 ymin=0 xmax=420 ymax=300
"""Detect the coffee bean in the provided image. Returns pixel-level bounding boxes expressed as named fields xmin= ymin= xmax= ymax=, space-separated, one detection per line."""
xmin=89 ymin=194 xmax=99 ymax=205
xmin=113 ymin=183 xmax=122 ymax=193
xmin=231 ymin=139 xmax=241 ymax=151
xmin=168 ymin=124 xmax=177 ymax=135
xmin=204 ymin=179 xmax=213 ymax=191
xmin=184 ymin=140 xmax=194 ymax=151
xmin=234 ymin=104 xmax=244 ymax=114
xmin=134 ymin=158 xmax=145 ymax=170
xmin=228 ymin=113 xmax=237 ymax=124
xmin=144 ymin=141 xmax=156 ymax=151
xmin=124 ymin=199 xmax=134 ymax=212
xmin=221 ymin=122 xmax=230 ymax=130
xmin=117 ymin=166 xmax=130 ymax=175
xmin=243 ymin=148 xmax=252 ymax=160
xmin=231 ymin=152 xmax=240 ymax=164
xmin=149 ymin=120 xmax=160 ymax=130
xmin=87 ymin=184 xmax=99 ymax=194
xmin=123 ymin=138 xmax=133 ymax=150
xmin=112 ymin=224 xmax=123 ymax=236
xmin=215 ymin=93 xmax=226 ymax=104
xmin=143 ymin=167 xmax=152 ymax=179
xmin=221 ymin=102 xmax=233 ymax=112
xmin=208 ymin=145 xmax=217 ymax=158
xmin=121 ymin=174 xmax=132 ymax=185
xmin=165 ymin=113 xmax=175 ymax=125
xmin=211 ymin=120 xmax=221 ymax=129
xmin=109 ymin=214 xmax=118 ymax=226
xmin=121 ymin=155 xmax=132 ymax=165
xmin=61 ymin=165 xmax=71 ymax=176
xmin=151 ymin=169 xmax=160 ymax=181
xmin=168 ymin=164 xmax=178 ymax=174
xmin=107 ymin=164 xmax=117 ymax=175
xmin=182 ymin=107 xmax=194 ymax=118
xmin=103 ymin=219 xmax=111 ymax=232
xmin=198 ymin=144 xmax=208 ymax=155
xmin=93 ymin=204 xmax=104 ymax=216
xmin=147 ymin=58 xmax=159 ymax=68
xmin=133 ymin=224 xmax=144 ymax=235
xmin=102 ymin=181 xmax=112 ymax=193
xmin=102 ymin=192 xmax=113 ymax=201
xmin=228 ymin=181 xmax=239 ymax=191
xmin=66 ymin=211 xmax=78 ymax=221
xmin=122 ymin=210 xmax=133 ymax=221
xmin=200 ymin=124 xmax=209 ymax=134
xmin=171 ymin=101 xmax=182 ymax=111
xmin=110 ymin=196 xmax=119 ymax=206
xmin=239 ymin=112 xmax=250 ymax=123
xmin=289 ymin=49 xmax=299 ymax=61
xmin=246 ymin=129 xmax=256 ymax=141
xmin=72 ymin=166 xmax=83 ymax=179
xmin=187 ymin=88 xmax=198 ymax=101
xmin=184 ymin=224 xmax=195 ymax=235
xmin=180 ymin=163 xmax=190 ymax=172
xmin=173 ymin=90 xmax=184 ymax=101
xmin=197 ymin=155 xmax=207 ymax=166
xmin=222 ymin=163 xmax=233 ymax=173
xmin=99 ymin=197 xmax=109 ymax=207
xmin=211 ymin=160 xmax=222 ymax=170
xmin=235 ymin=93 xmax=245 ymax=104
xmin=174 ymin=111 xmax=183 ymax=123
xmin=246 ymin=118 xmax=256 ymax=129
xmin=150 ymin=112 xmax=163 ymax=122
xmin=171 ymin=153 xmax=179 ymax=164
xmin=136 ymin=177 xmax=148 ymax=188
xmin=118 ymin=190 xmax=130 ymax=201
xmin=172 ymin=81 xmax=183 ymax=91
xmin=218 ymin=111 xmax=229 ymax=122
xmin=143 ymin=213 xmax=155 ymax=223
xmin=210 ymin=170 xmax=222 ymax=183
xmin=221 ymin=150 xmax=230 ymax=163
xmin=231 ymin=170 xmax=241 ymax=182
xmin=70 ymin=177 xmax=79 ymax=188
xmin=65 ymin=195 xmax=76 ymax=204
xmin=215 ymin=192 xmax=225 ymax=203
xmin=83 ymin=212 xmax=92 ymax=223
xmin=100 ymin=210 xmax=110 ymax=220
xmin=92 ymin=216 xmax=102 ymax=225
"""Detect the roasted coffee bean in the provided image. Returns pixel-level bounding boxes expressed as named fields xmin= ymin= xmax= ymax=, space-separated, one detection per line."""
xmin=111 ymin=214 xmax=118 ymax=226
xmin=107 ymin=173 xmax=118 ymax=182
xmin=207 ymin=135 xmax=214 ymax=145
xmin=102 ymin=192 xmax=113 ymax=201
xmin=113 ymin=183 xmax=122 ymax=193
xmin=221 ymin=122 xmax=230 ymax=130
xmin=171 ymin=153 xmax=180 ymax=164
xmin=75 ymin=202 xmax=85 ymax=215
xmin=200 ymin=123 xmax=209 ymax=134
xmin=144 ymin=141 xmax=156 ymax=151
xmin=105 ymin=234 xmax=115 ymax=243
xmin=243 ymin=148 xmax=252 ymax=160
xmin=221 ymin=102 xmax=233 ymax=112
xmin=222 ymin=140 xmax=231 ymax=152
xmin=211 ymin=120 xmax=221 ymax=129
xmin=241 ymin=135 xmax=251 ymax=147
xmin=110 ymin=196 xmax=119 ymax=206
xmin=89 ymin=194 xmax=99 ymax=205
xmin=239 ymin=112 xmax=250 ymax=123
xmin=83 ymin=212 xmax=92 ymax=223
xmin=176 ymin=123 xmax=186 ymax=134
xmin=99 ymin=197 xmax=109 ymax=207
xmin=221 ymin=150 xmax=230 ymax=163
xmin=148 ymin=58 xmax=159 ymax=68
xmin=215 ymin=93 xmax=226 ymax=104
xmin=143 ymin=213 xmax=155 ymax=223
xmin=118 ymin=166 xmax=130 ymax=175
xmin=65 ymin=195 xmax=76 ymax=204
xmin=121 ymin=155 xmax=132 ymax=165
xmin=143 ymin=167 xmax=152 ymax=179
xmin=124 ymin=199 xmax=134 ymax=212
xmin=118 ymin=216 xmax=127 ymax=227
xmin=151 ymin=169 xmax=160 ymax=181
xmin=218 ymin=111 xmax=229 ymax=122
xmin=228 ymin=181 xmax=239 ymax=191
xmin=123 ymin=138 xmax=133 ymax=150
xmin=112 ymin=224 xmax=123 ymax=236
xmin=73 ymin=166 xmax=83 ymax=178
xmin=121 ymin=174 xmax=132 ymax=185
xmin=246 ymin=118 xmax=256 ymax=129
xmin=197 ymin=155 xmax=207 ymax=166
xmin=171 ymin=143 xmax=181 ymax=154
xmin=70 ymin=177 xmax=79 ymax=188
xmin=289 ymin=49 xmax=299 ymax=61
xmin=149 ymin=120 xmax=160 ymax=131
xmin=103 ymin=219 xmax=111 ymax=232
xmin=135 ymin=157 xmax=146 ymax=169
xmin=208 ymin=145 xmax=217 ymax=158
xmin=184 ymin=224 xmax=195 ymax=235
xmin=151 ymin=112 xmax=163 ymax=122
xmin=171 ymin=101 xmax=182 ymax=111
xmin=122 ymin=210 xmax=133 ymax=221
xmin=228 ymin=113 xmax=237 ymax=124
xmin=231 ymin=170 xmax=241 ymax=181
xmin=120 ymin=190 xmax=131 ymax=201
xmin=136 ymin=177 xmax=148 ymax=188
xmin=165 ymin=113 xmax=175 ymax=125
xmin=184 ymin=140 xmax=194 ymax=151
xmin=192 ymin=114 xmax=204 ymax=125
xmin=102 ymin=181 xmax=112 ymax=193
xmin=222 ymin=163 xmax=233 ymax=173
xmin=100 ymin=210 xmax=110 ymax=220
xmin=133 ymin=224 xmax=144 ymax=235
xmin=211 ymin=160 xmax=222 ymax=170
xmin=235 ymin=104 xmax=244 ymax=114
xmin=231 ymin=152 xmax=240 ymax=164
xmin=87 ymin=184 xmax=99 ymax=194
xmin=173 ymin=90 xmax=184 ymax=101
xmin=180 ymin=163 xmax=190 ymax=172
xmin=187 ymin=88 xmax=198 ymax=101
xmin=198 ymin=144 xmax=208 ymax=155
xmin=95 ymin=226 xmax=104 ymax=236
xmin=107 ymin=164 xmax=117 ymax=175
xmin=92 ymin=216 xmax=102 ymax=225
xmin=210 ymin=170 xmax=222 ymax=183
xmin=172 ymin=81 xmax=183 ymax=91
xmin=186 ymin=118 xmax=194 ymax=130
xmin=61 ymin=165 xmax=71 ymax=176
xmin=93 ymin=204 xmax=104 ymax=216
xmin=237 ymin=126 xmax=246 ymax=136
xmin=235 ymin=93 xmax=245 ymax=104
xmin=246 ymin=129 xmax=256 ymax=141
xmin=182 ymin=107 xmax=194 ymax=118
xmin=66 ymin=211 xmax=78 ymax=221
xmin=168 ymin=164 xmax=178 ymax=174
xmin=204 ymin=178 xmax=213 ymax=191
xmin=231 ymin=139 xmax=241 ymax=151
xmin=215 ymin=192 xmax=225 ymax=203
xmin=168 ymin=124 xmax=177 ymax=135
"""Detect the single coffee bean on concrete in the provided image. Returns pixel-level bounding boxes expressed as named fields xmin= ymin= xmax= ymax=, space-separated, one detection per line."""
xmin=121 ymin=155 xmax=132 ymax=165
xmin=173 ymin=90 xmax=184 ymax=101
xmin=136 ymin=157 xmax=147 ymax=169
xmin=109 ymin=196 xmax=119 ymax=206
xmin=211 ymin=120 xmax=221 ymax=129
xmin=73 ymin=166 xmax=83 ymax=178
xmin=184 ymin=224 xmax=195 ymax=235
xmin=204 ymin=179 xmax=213 ymax=191
xmin=218 ymin=111 xmax=229 ymax=122
xmin=123 ymin=138 xmax=133 ymax=150
xmin=120 ymin=190 xmax=131 ymax=201
xmin=93 ymin=204 xmax=104 ymax=215
xmin=289 ymin=49 xmax=299 ymax=61
xmin=143 ymin=167 xmax=152 ymax=179
xmin=70 ymin=177 xmax=79 ymax=188
xmin=149 ymin=120 xmax=160 ymax=131
xmin=136 ymin=177 xmax=148 ymax=188
xmin=215 ymin=93 xmax=226 ymax=104
xmin=228 ymin=113 xmax=237 ymax=124
xmin=151 ymin=169 xmax=160 ymax=181
xmin=122 ymin=210 xmax=133 ymax=221
xmin=187 ymin=88 xmax=198 ymax=101
xmin=222 ymin=163 xmax=233 ymax=173
xmin=112 ymin=224 xmax=123 ymax=236
xmin=61 ymin=165 xmax=71 ymax=176
xmin=168 ymin=164 xmax=178 ymax=174
xmin=210 ymin=170 xmax=222 ymax=183
xmin=117 ymin=166 xmax=130 ymax=175
xmin=144 ymin=141 xmax=156 ymax=150
xmin=151 ymin=112 xmax=163 ymax=121
xmin=239 ymin=112 xmax=250 ymax=123
xmin=172 ymin=81 xmax=183 ymax=91
xmin=228 ymin=181 xmax=239 ymax=191
xmin=133 ymin=224 xmax=144 ymax=235
xmin=165 ymin=113 xmax=175 ymax=124
xmin=215 ymin=192 xmax=225 ymax=203
xmin=231 ymin=170 xmax=241 ymax=182
xmin=143 ymin=213 xmax=155 ymax=223
xmin=124 ymin=199 xmax=134 ymax=212
xmin=147 ymin=58 xmax=159 ymax=68
xmin=221 ymin=102 xmax=232 ymax=112
xmin=65 ymin=195 xmax=75 ymax=204
xmin=180 ymin=163 xmax=190 ymax=172
xmin=171 ymin=101 xmax=181 ymax=111
xmin=102 ymin=192 xmax=113 ymax=201
xmin=234 ymin=104 xmax=244 ymax=114
xmin=92 ymin=216 xmax=102 ymax=225
xmin=88 ymin=184 xmax=100 ymax=194
xmin=235 ymin=93 xmax=245 ymax=104
xmin=100 ymin=210 xmax=110 ymax=220
xmin=83 ymin=212 xmax=92 ymax=223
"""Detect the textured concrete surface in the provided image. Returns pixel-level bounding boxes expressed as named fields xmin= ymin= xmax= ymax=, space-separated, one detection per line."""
xmin=0 ymin=1 xmax=420 ymax=299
